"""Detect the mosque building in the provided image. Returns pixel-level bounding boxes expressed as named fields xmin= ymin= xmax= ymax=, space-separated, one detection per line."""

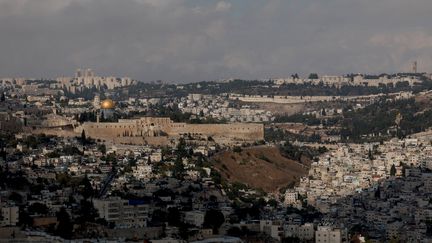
xmin=100 ymin=98 xmax=115 ymax=120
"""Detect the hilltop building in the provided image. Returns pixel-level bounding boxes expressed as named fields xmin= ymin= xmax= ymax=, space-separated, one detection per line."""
xmin=57 ymin=68 xmax=134 ymax=92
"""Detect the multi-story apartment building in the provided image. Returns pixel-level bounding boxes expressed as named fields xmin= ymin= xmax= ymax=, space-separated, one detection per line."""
xmin=315 ymin=226 xmax=346 ymax=243
xmin=93 ymin=197 xmax=149 ymax=228
xmin=0 ymin=205 xmax=19 ymax=227
xmin=57 ymin=68 xmax=134 ymax=92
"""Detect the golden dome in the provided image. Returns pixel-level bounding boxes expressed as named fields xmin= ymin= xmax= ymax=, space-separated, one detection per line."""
xmin=101 ymin=99 xmax=115 ymax=109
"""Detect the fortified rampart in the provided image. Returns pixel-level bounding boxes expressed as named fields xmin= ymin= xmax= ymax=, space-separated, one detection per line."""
xmin=168 ymin=123 xmax=263 ymax=140
xmin=75 ymin=117 xmax=264 ymax=145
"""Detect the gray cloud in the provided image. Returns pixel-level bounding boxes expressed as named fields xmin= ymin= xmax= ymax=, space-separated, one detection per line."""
xmin=0 ymin=0 xmax=431 ymax=82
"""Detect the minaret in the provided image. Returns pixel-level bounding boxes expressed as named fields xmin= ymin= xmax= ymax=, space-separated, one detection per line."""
xmin=93 ymin=94 xmax=101 ymax=109
xmin=75 ymin=68 xmax=82 ymax=78
xmin=412 ymin=61 xmax=417 ymax=73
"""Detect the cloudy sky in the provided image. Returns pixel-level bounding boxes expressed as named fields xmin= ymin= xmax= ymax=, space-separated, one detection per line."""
xmin=0 ymin=0 xmax=431 ymax=82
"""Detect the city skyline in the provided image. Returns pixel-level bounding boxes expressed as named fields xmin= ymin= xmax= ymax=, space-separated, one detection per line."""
xmin=3 ymin=1 xmax=432 ymax=242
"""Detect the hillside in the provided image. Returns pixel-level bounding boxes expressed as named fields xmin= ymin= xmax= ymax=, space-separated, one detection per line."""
xmin=211 ymin=146 xmax=309 ymax=193
xmin=340 ymin=94 xmax=432 ymax=142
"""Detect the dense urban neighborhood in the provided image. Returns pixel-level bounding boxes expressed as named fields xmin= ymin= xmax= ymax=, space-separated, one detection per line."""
xmin=1 ymin=70 xmax=432 ymax=242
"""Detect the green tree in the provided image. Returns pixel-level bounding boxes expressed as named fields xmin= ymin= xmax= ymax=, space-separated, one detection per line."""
xmin=173 ymin=157 xmax=185 ymax=180
xmin=390 ymin=164 xmax=397 ymax=176
xmin=203 ymin=209 xmax=225 ymax=234
xmin=210 ymin=170 xmax=222 ymax=184
xmin=81 ymin=130 xmax=87 ymax=143
xmin=150 ymin=209 xmax=167 ymax=226
xmin=56 ymin=173 xmax=72 ymax=186
xmin=80 ymin=175 xmax=94 ymax=199
xmin=308 ymin=73 xmax=319 ymax=79
xmin=76 ymin=199 xmax=98 ymax=224
xmin=368 ymin=149 xmax=374 ymax=160
xmin=0 ymin=147 xmax=6 ymax=160
xmin=97 ymin=144 xmax=106 ymax=154
xmin=233 ymin=146 xmax=242 ymax=153
xmin=55 ymin=207 xmax=73 ymax=239
xmin=28 ymin=203 xmax=49 ymax=215
xmin=18 ymin=210 xmax=33 ymax=227
xmin=267 ymin=199 xmax=278 ymax=208
xmin=8 ymin=192 xmax=23 ymax=204
xmin=176 ymin=138 xmax=188 ymax=158
xmin=167 ymin=207 xmax=181 ymax=226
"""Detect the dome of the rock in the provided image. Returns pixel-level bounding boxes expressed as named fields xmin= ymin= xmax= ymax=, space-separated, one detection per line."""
xmin=101 ymin=99 xmax=115 ymax=109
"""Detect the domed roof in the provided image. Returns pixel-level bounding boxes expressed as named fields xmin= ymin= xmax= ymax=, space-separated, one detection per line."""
xmin=101 ymin=99 xmax=115 ymax=109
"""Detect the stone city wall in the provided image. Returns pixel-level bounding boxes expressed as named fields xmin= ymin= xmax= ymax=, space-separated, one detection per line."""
xmin=168 ymin=123 xmax=264 ymax=141
xmin=76 ymin=117 xmax=264 ymax=143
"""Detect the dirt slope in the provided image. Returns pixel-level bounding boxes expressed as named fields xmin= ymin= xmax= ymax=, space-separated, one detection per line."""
xmin=211 ymin=146 xmax=308 ymax=193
